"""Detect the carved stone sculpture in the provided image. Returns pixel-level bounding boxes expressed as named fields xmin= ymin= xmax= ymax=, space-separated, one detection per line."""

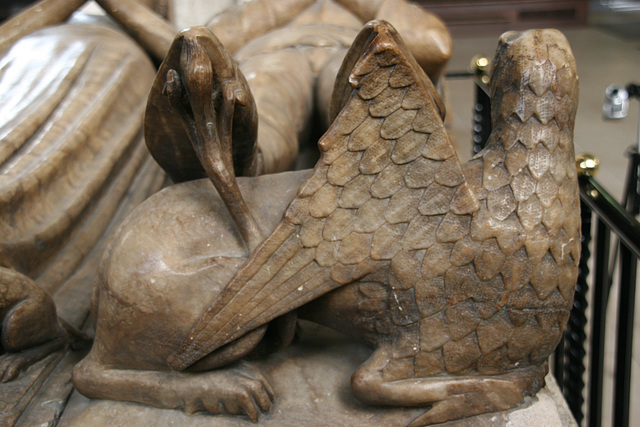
xmin=0 ymin=23 xmax=160 ymax=289
xmin=0 ymin=0 xmax=445 ymax=391
xmin=0 ymin=3 xmax=164 ymax=385
xmin=73 ymin=19 xmax=580 ymax=426
xmin=0 ymin=267 xmax=67 ymax=382
xmin=96 ymin=0 xmax=451 ymax=77
xmin=95 ymin=0 xmax=452 ymax=177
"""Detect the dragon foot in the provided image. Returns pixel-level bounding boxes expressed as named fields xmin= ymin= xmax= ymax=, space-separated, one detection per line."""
xmin=351 ymin=345 xmax=547 ymax=426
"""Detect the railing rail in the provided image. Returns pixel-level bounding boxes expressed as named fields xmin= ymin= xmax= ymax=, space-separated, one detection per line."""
xmin=574 ymin=170 xmax=639 ymax=427
xmin=450 ymin=68 xmax=640 ymax=427
xmin=580 ymin=172 xmax=640 ymax=259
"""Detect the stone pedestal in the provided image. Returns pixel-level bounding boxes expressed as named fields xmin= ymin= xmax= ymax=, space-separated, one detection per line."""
xmin=58 ymin=321 xmax=577 ymax=426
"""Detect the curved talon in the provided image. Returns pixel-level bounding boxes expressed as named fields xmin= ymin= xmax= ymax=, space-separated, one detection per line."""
xmin=0 ymin=354 xmax=22 ymax=383
xmin=406 ymin=396 xmax=466 ymax=427
xmin=0 ymin=336 xmax=67 ymax=382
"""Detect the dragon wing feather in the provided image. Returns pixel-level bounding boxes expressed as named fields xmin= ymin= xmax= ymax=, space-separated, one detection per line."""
xmin=167 ymin=20 xmax=478 ymax=371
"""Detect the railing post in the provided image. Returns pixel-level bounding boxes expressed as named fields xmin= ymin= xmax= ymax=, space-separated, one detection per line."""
xmin=613 ymin=242 xmax=636 ymax=427
xmin=472 ymin=82 xmax=491 ymax=154
xmin=613 ymin=148 xmax=640 ymax=427
xmin=561 ymin=201 xmax=592 ymax=424
xmin=470 ymin=56 xmax=491 ymax=154
xmin=588 ymin=218 xmax=611 ymax=427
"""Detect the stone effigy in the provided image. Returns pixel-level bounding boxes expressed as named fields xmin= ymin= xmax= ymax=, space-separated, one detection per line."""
xmin=97 ymin=0 xmax=452 ymax=181
xmin=73 ymin=17 xmax=580 ymax=426
xmin=0 ymin=0 xmax=447 ymax=390
xmin=0 ymin=0 xmax=165 ymax=386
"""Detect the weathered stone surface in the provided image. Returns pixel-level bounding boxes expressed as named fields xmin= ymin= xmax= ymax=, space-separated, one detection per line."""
xmin=60 ymin=324 xmax=577 ymax=427
xmin=69 ymin=20 xmax=580 ymax=427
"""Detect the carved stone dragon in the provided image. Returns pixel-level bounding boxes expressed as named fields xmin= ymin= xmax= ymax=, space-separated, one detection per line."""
xmin=74 ymin=20 xmax=580 ymax=426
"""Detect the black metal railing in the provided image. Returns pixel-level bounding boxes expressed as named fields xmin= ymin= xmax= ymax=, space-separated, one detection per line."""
xmin=449 ymin=66 xmax=640 ymax=427
xmin=578 ymin=162 xmax=640 ymax=427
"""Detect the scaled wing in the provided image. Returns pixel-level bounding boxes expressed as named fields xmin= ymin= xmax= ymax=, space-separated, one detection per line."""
xmin=167 ymin=20 xmax=478 ymax=370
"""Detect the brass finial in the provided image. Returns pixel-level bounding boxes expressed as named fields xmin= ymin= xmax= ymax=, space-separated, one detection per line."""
xmin=576 ymin=153 xmax=599 ymax=177
xmin=471 ymin=55 xmax=490 ymax=85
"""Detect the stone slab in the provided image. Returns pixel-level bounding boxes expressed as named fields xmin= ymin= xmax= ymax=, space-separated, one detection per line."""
xmin=57 ymin=321 xmax=577 ymax=426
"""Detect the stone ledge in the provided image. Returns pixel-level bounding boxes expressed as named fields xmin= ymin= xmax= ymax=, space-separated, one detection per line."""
xmin=58 ymin=321 xmax=577 ymax=426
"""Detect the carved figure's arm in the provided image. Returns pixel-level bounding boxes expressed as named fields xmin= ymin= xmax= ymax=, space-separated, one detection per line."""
xmin=0 ymin=0 xmax=87 ymax=54
xmin=94 ymin=0 xmax=175 ymax=62
xmin=206 ymin=0 xmax=317 ymax=55
xmin=337 ymin=0 xmax=452 ymax=82
xmin=93 ymin=0 xmax=317 ymax=63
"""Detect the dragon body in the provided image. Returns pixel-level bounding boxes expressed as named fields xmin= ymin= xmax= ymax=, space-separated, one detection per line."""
xmin=74 ymin=20 xmax=579 ymax=426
